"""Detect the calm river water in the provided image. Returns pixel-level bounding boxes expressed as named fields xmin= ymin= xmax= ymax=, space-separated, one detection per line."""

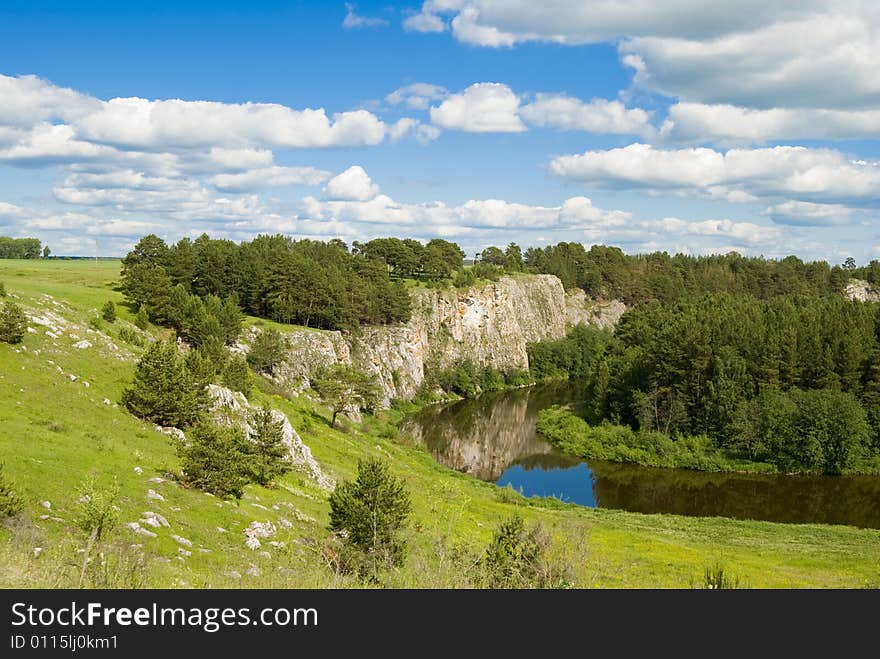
xmin=402 ymin=382 xmax=880 ymax=528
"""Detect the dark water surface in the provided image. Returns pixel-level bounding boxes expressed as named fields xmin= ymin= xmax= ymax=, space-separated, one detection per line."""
xmin=403 ymin=383 xmax=880 ymax=528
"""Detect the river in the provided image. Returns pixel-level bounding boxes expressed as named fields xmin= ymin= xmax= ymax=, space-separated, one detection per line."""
xmin=402 ymin=382 xmax=880 ymax=528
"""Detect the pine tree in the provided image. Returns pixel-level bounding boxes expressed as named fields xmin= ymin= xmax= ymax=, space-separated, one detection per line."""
xmin=0 ymin=301 xmax=27 ymax=344
xmin=101 ymin=300 xmax=116 ymax=323
xmin=122 ymin=341 xmax=206 ymax=427
xmin=177 ymin=422 xmax=251 ymax=499
xmin=312 ymin=365 xmax=381 ymax=427
xmin=184 ymin=347 xmax=217 ymax=390
xmin=328 ymin=458 xmax=411 ymax=573
xmin=247 ymin=406 xmax=290 ymax=486
xmin=246 ymin=328 xmax=287 ymax=374
xmin=222 ymin=355 xmax=252 ymax=396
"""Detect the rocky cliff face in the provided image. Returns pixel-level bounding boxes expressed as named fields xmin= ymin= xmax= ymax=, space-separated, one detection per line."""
xmin=564 ymin=288 xmax=627 ymax=330
xmin=257 ymin=274 xmax=625 ymax=407
xmin=845 ymin=279 xmax=880 ymax=303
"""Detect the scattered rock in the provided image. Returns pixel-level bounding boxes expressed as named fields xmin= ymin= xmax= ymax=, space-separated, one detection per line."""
xmin=27 ymin=327 xmax=37 ymax=334
xmin=72 ymin=340 xmax=92 ymax=350
xmin=133 ymin=466 xmax=143 ymax=475
xmin=277 ymin=518 xmax=292 ymax=529
xmin=67 ymin=374 xmax=77 ymax=382
xmin=103 ymin=399 xmax=112 ymax=405
xmin=225 ymin=570 xmax=242 ymax=580
xmin=171 ymin=534 xmax=192 ymax=547
xmin=139 ymin=512 xmax=169 ymax=528
xmin=258 ymin=551 xmax=272 ymax=560
xmin=156 ymin=426 xmax=186 ymax=442
xmin=125 ymin=522 xmax=157 ymax=538
xmin=177 ymin=548 xmax=192 ymax=557
xmin=146 ymin=489 xmax=165 ymax=502
xmin=40 ymin=501 xmax=51 ymax=510
xmin=198 ymin=548 xmax=212 ymax=554
xmin=83 ymin=381 xmax=90 ymax=388
xmin=245 ymin=566 xmax=261 ymax=577
xmin=216 ymin=527 xmax=228 ymax=534
xmin=147 ymin=477 xmax=165 ymax=484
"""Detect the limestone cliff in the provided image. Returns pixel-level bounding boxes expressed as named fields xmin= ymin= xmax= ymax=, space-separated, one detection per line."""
xmin=254 ymin=274 xmax=625 ymax=407
xmin=845 ymin=279 xmax=880 ymax=303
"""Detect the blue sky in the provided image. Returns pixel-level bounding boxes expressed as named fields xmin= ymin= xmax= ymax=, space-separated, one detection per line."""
xmin=0 ymin=1 xmax=878 ymax=261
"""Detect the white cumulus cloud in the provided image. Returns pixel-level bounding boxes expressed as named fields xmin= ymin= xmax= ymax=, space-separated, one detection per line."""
xmin=386 ymin=83 xmax=448 ymax=110
xmin=406 ymin=2 xmax=880 ymax=110
xmin=324 ymin=166 xmax=380 ymax=201
xmin=521 ymin=94 xmax=653 ymax=137
xmin=209 ymin=166 xmax=332 ymax=192
xmin=550 ymin=143 xmax=880 ymax=204
xmin=763 ymin=201 xmax=854 ymax=227
xmin=430 ymin=82 xmax=525 ymax=133
xmin=661 ymin=103 xmax=880 ymax=144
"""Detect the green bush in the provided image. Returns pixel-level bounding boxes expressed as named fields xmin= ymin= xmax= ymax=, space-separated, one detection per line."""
xmin=0 ymin=464 xmax=24 ymax=517
xmin=0 ymin=300 xmax=27 ymax=344
xmin=481 ymin=514 xmax=551 ymax=588
xmin=117 ymin=325 xmax=145 ymax=347
xmin=702 ymin=562 xmax=743 ymax=589
xmin=178 ymin=422 xmax=251 ymax=499
xmin=101 ymin=300 xmax=116 ymax=323
xmin=536 ymin=407 xmax=767 ymax=473
xmin=328 ymin=458 xmax=412 ymax=576
xmin=73 ymin=477 xmax=120 ymax=541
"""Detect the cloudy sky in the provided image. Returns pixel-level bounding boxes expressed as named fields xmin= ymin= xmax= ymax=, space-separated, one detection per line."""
xmin=0 ymin=1 xmax=878 ymax=261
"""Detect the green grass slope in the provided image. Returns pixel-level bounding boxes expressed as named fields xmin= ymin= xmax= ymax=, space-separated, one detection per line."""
xmin=0 ymin=259 xmax=879 ymax=588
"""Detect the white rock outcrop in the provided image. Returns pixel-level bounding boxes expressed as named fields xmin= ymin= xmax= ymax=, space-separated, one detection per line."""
xmin=207 ymin=384 xmax=333 ymax=490
xmin=261 ymin=274 xmax=626 ymax=407
xmin=845 ymin=279 xmax=880 ymax=303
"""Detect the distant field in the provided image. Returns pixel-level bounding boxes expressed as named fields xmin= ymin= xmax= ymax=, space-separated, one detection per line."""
xmin=1 ymin=259 xmax=879 ymax=588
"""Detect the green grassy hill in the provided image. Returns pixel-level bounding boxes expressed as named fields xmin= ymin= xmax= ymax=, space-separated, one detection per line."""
xmin=1 ymin=259 xmax=879 ymax=588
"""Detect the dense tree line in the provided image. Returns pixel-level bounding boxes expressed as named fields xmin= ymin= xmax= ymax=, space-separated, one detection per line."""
xmin=0 ymin=237 xmax=42 ymax=259
xmin=121 ymin=233 xmax=414 ymax=331
xmin=531 ymin=293 xmax=880 ymax=474
xmin=519 ymin=242 xmax=851 ymax=303
xmin=353 ymin=237 xmax=465 ymax=280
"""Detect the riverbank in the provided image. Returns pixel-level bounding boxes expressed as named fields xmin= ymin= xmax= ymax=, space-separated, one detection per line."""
xmin=537 ymin=406 xmax=880 ymax=476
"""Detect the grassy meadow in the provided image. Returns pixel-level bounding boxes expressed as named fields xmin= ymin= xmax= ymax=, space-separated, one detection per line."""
xmin=0 ymin=259 xmax=878 ymax=588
